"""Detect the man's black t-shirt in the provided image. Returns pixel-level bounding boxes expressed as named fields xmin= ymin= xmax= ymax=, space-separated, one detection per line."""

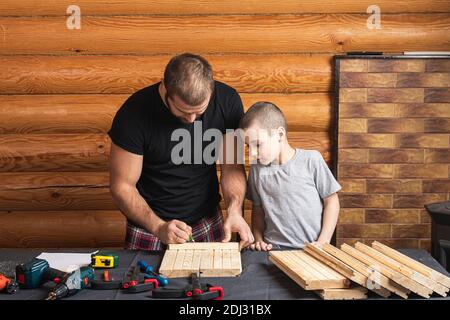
xmin=108 ymin=81 xmax=244 ymax=225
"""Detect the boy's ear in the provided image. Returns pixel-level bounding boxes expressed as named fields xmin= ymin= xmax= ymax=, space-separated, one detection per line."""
xmin=277 ymin=126 xmax=287 ymax=140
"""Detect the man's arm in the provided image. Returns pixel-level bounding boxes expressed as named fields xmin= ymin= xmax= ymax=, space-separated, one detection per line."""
xmin=220 ymin=132 xmax=254 ymax=248
xmin=315 ymin=193 xmax=340 ymax=244
xmin=109 ymin=143 xmax=191 ymax=244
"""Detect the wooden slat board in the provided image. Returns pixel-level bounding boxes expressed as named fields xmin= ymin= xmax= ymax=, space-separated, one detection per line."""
xmin=269 ymin=250 xmax=350 ymax=290
xmin=317 ymin=286 xmax=368 ymax=300
xmin=159 ymin=242 xmax=242 ymax=278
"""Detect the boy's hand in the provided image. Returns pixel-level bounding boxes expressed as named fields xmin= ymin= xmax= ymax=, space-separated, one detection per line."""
xmin=249 ymin=240 xmax=273 ymax=251
xmin=310 ymin=239 xmax=329 ymax=248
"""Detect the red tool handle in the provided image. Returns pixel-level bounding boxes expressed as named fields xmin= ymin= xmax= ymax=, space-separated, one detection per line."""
xmin=208 ymin=286 xmax=224 ymax=300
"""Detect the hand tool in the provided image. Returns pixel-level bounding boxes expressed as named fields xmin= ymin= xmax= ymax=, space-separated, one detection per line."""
xmin=90 ymin=270 xmax=122 ymax=290
xmin=188 ymin=234 xmax=195 ymax=242
xmin=15 ymin=258 xmax=67 ymax=289
xmin=122 ymin=264 xmax=158 ymax=293
xmin=0 ymin=273 xmax=19 ymax=294
xmin=45 ymin=266 xmax=94 ymax=300
xmin=137 ymin=260 xmax=169 ymax=287
xmin=151 ymin=273 xmax=224 ymax=300
xmin=90 ymin=252 xmax=119 ymax=269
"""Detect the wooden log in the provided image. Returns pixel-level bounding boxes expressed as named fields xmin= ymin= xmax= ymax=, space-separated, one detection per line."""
xmin=0 ymin=210 xmax=125 ymax=248
xmin=0 ymin=132 xmax=331 ymax=172
xmin=0 ymin=134 xmax=110 ymax=172
xmin=0 ymin=172 xmax=114 ymax=211
xmin=0 ymin=54 xmax=332 ymax=94
xmin=0 ymin=93 xmax=332 ymax=134
xmin=2 ymin=0 xmax=449 ymax=16
xmin=1 ymin=14 xmax=449 ymax=54
xmin=371 ymin=241 xmax=450 ymax=289
xmin=342 ymin=243 xmax=433 ymax=298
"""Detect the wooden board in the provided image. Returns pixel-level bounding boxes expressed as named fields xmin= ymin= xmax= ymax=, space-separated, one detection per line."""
xmin=371 ymin=241 xmax=450 ymax=289
xmin=321 ymin=243 xmax=410 ymax=299
xmin=304 ymin=243 xmax=391 ymax=298
xmin=317 ymin=286 xmax=368 ymax=300
xmin=356 ymin=242 xmax=448 ymax=297
xmin=159 ymin=242 xmax=242 ymax=278
xmin=341 ymin=243 xmax=433 ymax=298
xmin=269 ymin=250 xmax=350 ymax=290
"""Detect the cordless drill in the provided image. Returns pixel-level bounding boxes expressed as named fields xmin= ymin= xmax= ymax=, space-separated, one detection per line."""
xmin=15 ymin=258 xmax=67 ymax=289
xmin=45 ymin=266 xmax=94 ymax=300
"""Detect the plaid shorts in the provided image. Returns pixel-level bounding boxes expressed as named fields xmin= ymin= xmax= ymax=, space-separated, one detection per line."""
xmin=125 ymin=207 xmax=224 ymax=251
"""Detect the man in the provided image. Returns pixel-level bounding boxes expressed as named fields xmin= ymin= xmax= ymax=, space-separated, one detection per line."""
xmin=108 ymin=53 xmax=254 ymax=250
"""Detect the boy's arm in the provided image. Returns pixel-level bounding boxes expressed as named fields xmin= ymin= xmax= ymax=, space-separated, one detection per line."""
xmin=249 ymin=205 xmax=273 ymax=251
xmin=315 ymin=192 xmax=340 ymax=245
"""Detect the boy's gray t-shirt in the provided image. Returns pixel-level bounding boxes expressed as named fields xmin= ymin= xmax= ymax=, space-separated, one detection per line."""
xmin=246 ymin=149 xmax=341 ymax=249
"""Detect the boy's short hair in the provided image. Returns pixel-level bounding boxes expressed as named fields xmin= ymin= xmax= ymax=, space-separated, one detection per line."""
xmin=164 ymin=53 xmax=214 ymax=106
xmin=239 ymin=101 xmax=288 ymax=133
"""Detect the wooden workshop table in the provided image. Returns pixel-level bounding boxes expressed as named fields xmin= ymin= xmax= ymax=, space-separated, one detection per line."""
xmin=0 ymin=249 xmax=449 ymax=300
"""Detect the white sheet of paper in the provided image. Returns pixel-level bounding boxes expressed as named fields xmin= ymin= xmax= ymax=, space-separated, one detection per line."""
xmin=36 ymin=251 xmax=98 ymax=272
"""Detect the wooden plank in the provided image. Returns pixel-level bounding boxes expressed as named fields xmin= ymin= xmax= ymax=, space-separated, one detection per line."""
xmin=199 ymin=249 xmax=214 ymax=276
xmin=0 ymin=93 xmax=332 ymax=134
xmin=0 ymin=54 xmax=332 ymax=94
xmin=160 ymin=243 xmax=241 ymax=278
xmin=2 ymin=0 xmax=449 ymax=16
xmin=342 ymin=243 xmax=433 ymax=298
xmin=171 ymin=250 xmax=187 ymax=278
xmin=167 ymin=242 xmax=239 ymax=251
xmin=182 ymin=249 xmax=195 ymax=274
xmin=191 ymin=250 xmax=202 ymax=274
xmin=285 ymin=251 xmax=328 ymax=281
xmin=158 ymin=249 xmax=178 ymax=277
xmin=1 ymin=14 xmax=449 ymax=54
xmin=269 ymin=255 xmax=308 ymax=289
xmin=304 ymin=243 xmax=391 ymax=298
xmin=372 ymin=241 xmax=450 ymax=289
xmin=317 ymin=286 xmax=368 ymax=300
xmin=322 ymin=243 xmax=409 ymax=298
xmin=0 ymin=210 xmax=125 ymax=248
xmin=269 ymin=250 xmax=349 ymax=290
xmin=230 ymin=250 xmax=242 ymax=275
xmin=356 ymin=242 xmax=448 ymax=297
xmin=296 ymin=250 xmax=349 ymax=281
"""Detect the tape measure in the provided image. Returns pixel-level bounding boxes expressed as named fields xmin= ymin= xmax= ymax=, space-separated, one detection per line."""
xmin=90 ymin=252 xmax=119 ymax=268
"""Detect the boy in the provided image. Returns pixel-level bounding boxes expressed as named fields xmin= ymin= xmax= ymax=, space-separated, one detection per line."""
xmin=240 ymin=102 xmax=341 ymax=250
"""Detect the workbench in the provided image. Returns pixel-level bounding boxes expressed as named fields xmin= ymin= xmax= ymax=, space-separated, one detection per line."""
xmin=0 ymin=249 xmax=449 ymax=300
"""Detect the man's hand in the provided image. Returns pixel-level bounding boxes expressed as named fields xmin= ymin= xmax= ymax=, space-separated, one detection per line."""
xmin=222 ymin=209 xmax=254 ymax=249
xmin=155 ymin=219 xmax=192 ymax=244
xmin=249 ymin=240 xmax=273 ymax=251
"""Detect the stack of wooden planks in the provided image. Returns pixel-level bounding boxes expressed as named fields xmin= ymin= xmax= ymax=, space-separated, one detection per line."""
xmin=158 ymin=242 xmax=242 ymax=278
xmin=270 ymin=241 xmax=450 ymax=300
